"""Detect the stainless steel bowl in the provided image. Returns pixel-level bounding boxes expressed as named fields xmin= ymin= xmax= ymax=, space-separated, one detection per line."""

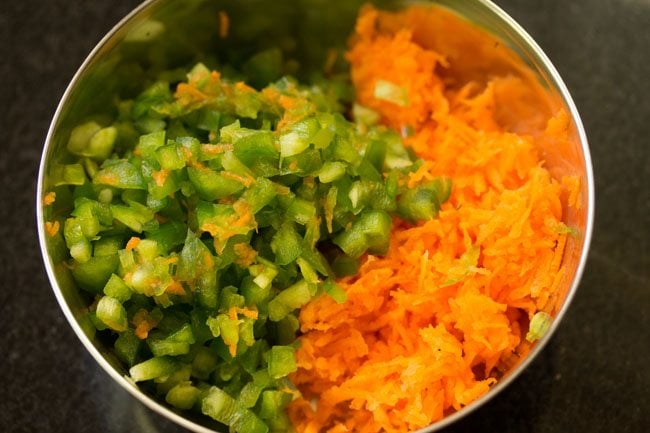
xmin=37 ymin=0 xmax=594 ymax=431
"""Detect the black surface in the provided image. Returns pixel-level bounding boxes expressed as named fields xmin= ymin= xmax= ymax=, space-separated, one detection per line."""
xmin=1 ymin=0 xmax=648 ymax=432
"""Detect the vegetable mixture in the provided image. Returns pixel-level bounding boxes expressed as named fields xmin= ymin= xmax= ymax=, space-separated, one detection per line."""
xmin=43 ymin=4 xmax=579 ymax=433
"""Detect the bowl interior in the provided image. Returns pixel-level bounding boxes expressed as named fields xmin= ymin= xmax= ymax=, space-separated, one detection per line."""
xmin=38 ymin=0 xmax=592 ymax=431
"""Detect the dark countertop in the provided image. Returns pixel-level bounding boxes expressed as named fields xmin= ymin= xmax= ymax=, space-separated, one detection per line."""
xmin=1 ymin=0 xmax=648 ymax=432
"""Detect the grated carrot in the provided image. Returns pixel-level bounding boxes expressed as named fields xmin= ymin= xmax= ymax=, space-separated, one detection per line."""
xmin=165 ymin=280 xmax=186 ymax=296
xmin=43 ymin=191 xmax=56 ymax=207
xmin=233 ymin=242 xmax=258 ymax=267
xmin=201 ymin=143 xmax=233 ymax=154
xmin=290 ymin=6 xmax=578 ymax=433
xmin=152 ymin=169 xmax=169 ymax=187
xmin=125 ymin=237 xmax=141 ymax=251
xmin=219 ymin=10 xmax=230 ymax=39
xmin=132 ymin=308 xmax=161 ymax=340
xmin=45 ymin=220 xmax=60 ymax=237
xmin=221 ymin=171 xmax=255 ymax=187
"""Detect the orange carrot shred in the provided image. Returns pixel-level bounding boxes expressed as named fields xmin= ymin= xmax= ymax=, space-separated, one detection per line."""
xmin=290 ymin=6 xmax=577 ymax=433
xmin=125 ymin=237 xmax=141 ymax=251
xmin=237 ymin=307 xmax=259 ymax=320
xmin=43 ymin=192 xmax=56 ymax=207
xmin=45 ymin=221 xmax=60 ymax=237
xmin=219 ymin=11 xmax=230 ymax=39
xmin=132 ymin=309 xmax=160 ymax=340
xmin=221 ymin=171 xmax=255 ymax=187
xmin=165 ymin=280 xmax=186 ymax=296
xmin=202 ymin=143 xmax=233 ymax=154
xmin=152 ymin=169 xmax=169 ymax=187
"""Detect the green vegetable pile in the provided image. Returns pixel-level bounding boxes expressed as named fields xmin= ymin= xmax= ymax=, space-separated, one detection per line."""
xmin=52 ymin=62 xmax=450 ymax=432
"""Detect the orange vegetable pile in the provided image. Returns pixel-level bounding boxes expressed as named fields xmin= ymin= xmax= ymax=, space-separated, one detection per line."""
xmin=289 ymin=5 xmax=579 ymax=433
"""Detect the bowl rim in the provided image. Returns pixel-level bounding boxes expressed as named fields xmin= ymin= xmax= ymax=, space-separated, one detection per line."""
xmin=36 ymin=0 xmax=595 ymax=432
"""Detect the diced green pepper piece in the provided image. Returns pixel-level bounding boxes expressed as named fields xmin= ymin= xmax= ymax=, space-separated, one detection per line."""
xmin=357 ymin=209 xmax=393 ymax=253
xmin=221 ymin=151 xmax=255 ymax=178
xmin=232 ymin=131 xmax=279 ymax=169
xmin=232 ymin=408 xmax=269 ymax=433
xmin=274 ymin=314 xmax=300 ymax=346
xmin=93 ymin=160 xmax=146 ymax=190
xmin=353 ymin=103 xmax=380 ymax=126
xmin=132 ymin=81 xmax=173 ymax=120
xmin=374 ymin=79 xmax=408 ymax=107
xmin=333 ymin=209 xmax=392 ymax=258
xmin=331 ymin=254 xmax=359 ymax=278
xmin=96 ymin=296 xmax=128 ymax=332
xmin=118 ymin=249 xmax=136 ymax=274
xmin=286 ymin=198 xmax=316 ymax=226
xmin=330 ymin=136 xmax=359 ymax=165
xmin=241 ymin=278 xmax=270 ymax=308
xmin=103 ymin=273 xmax=132 ymax=302
xmin=111 ymin=201 xmax=155 ymax=233
xmin=86 ymin=126 xmax=118 ymax=160
xmin=240 ymin=342 xmax=269 ymax=375
xmin=526 ymin=311 xmax=552 ymax=342
xmin=135 ymin=239 xmax=159 ymax=261
xmin=201 ymin=386 xmax=238 ymax=424
xmin=53 ymin=163 xmax=87 ymax=187
xmin=129 ymin=356 xmax=180 ymax=382
xmin=114 ymin=329 xmax=142 ymax=366
xmin=239 ymin=318 xmax=256 ymax=347
xmin=67 ymin=121 xmax=102 ymax=155
xmin=188 ymin=166 xmax=244 ymax=201
xmin=259 ymin=389 xmax=293 ymax=420
xmin=64 ymin=218 xmax=91 ymax=263
xmin=354 ymin=159 xmax=382 ymax=182
xmin=318 ymin=161 xmax=347 ymax=183
xmin=148 ymin=324 xmax=196 ymax=357
xmin=220 ymin=286 xmax=246 ymax=310
xmin=148 ymin=338 xmax=190 ymax=357
xmin=299 ymin=246 xmax=331 ymax=277
xmin=145 ymin=221 xmax=187 ymax=254
xmin=397 ymin=186 xmax=439 ymax=222
xmin=279 ymin=117 xmax=319 ymax=158
xmin=156 ymin=144 xmax=186 ymax=170
xmin=71 ymin=198 xmax=106 ymax=238
xmin=323 ymin=278 xmax=347 ymax=304
xmin=242 ymin=178 xmax=277 ymax=214
xmin=192 ymin=346 xmax=219 ymax=380
xmin=148 ymin=170 xmax=179 ymax=201
xmin=266 ymin=411 xmax=292 ymax=432
xmin=430 ymin=177 xmax=453 ymax=204
xmin=333 ymin=229 xmax=366 ymax=259
xmin=267 ymin=280 xmax=311 ymax=322
xmin=93 ymin=236 xmax=122 ymax=257
xmin=296 ymin=257 xmax=319 ymax=285
xmin=130 ymin=258 xmax=173 ymax=297
xmin=155 ymin=363 xmax=192 ymax=395
xmin=196 ymin=109 xmax=221 ymax=131
xmin=71 ymin=254 xmax=119 ymax=294
xmin=202 ymin=387 xmax=269 ymax=433
xmin=281 ymin=149 xmax=322 ymax=176
xmin=270 ymin=223 xmax=302 ymax=266
xmin=190 ymin=309 xmax=213 ymax=345
xmin=207 ymin=314 xmax=239 ymax=350
xmin=136 ymin=130 xmax=166 ymax=160
xmin=166 ymin=382 xmax=202 ymax=410
xmin=238 ymin=381 xmax=264 ymax=409
xmin=383 ymin=131 xmax=413 ymax=169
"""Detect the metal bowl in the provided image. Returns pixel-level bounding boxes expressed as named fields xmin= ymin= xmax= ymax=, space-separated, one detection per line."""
xmin=37 ymin=0 xmax=594 ymax=431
